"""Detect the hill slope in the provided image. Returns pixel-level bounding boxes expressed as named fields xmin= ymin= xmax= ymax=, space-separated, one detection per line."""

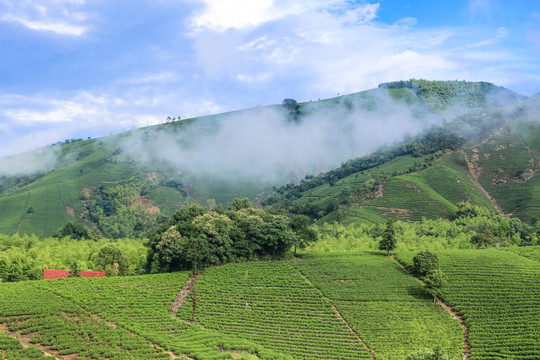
xmin=266 ymin=103 xmax=539 ymax=225
xmin=0 ymin=80 xmax=533 ymax=237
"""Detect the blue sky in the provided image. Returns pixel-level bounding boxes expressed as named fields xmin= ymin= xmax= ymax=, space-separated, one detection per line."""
xmin=1 ymin=0 xmax=539 ymax=157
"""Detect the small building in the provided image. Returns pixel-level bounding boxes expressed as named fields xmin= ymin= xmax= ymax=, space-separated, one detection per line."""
xmin=43 ymin=269 xmax=105 ymax=280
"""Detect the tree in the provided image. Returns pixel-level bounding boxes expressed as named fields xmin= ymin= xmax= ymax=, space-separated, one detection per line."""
xmin=282 ymin=98 xmax=301 ymax=122
xmin=53 ymin=221 xmax=92 ymax=240
xmin=144 ymin=199 xmax=303 ymax=274
xmin=424 ymin=269 xmax=448 ymax=299
xmin=69 ymin=260 xmax=82 ymax=278
xmin=94 ymin=244 xmax=130 ymax=276
xmin=379 ymin=219 xmax=396 ymax=255
xmin=227 ymin=198 xmax=252 ymax=211
xmin=406 ymin=347 xmax=450 ymax=360
xmin=289 ymin=215 xmax=317 ymax=256
xmin=413 ymin=250 xmax=439 ymax=276
xmin=260 ymin=216 xmax=299 ymax=257
xmin=149 ymin=226 xmax=184 ymax=273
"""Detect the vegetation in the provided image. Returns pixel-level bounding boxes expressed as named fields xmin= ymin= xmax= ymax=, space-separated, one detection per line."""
xmin=0 ymin=281 xmax=177 ymax=359
xmin=0 ymin=234 xmax=147 ymax=282
xmin=379 ymin=79 xmax=523 ymax=112
xmin=34 ymin=272 xmax=293 ymax=359
xmin=405 ymin=347 xmax=451 ymax=360
xmin=145 ymin=199 xmax=309 ymax=273
xmin=412 ymin=250 xmax=440 ymax=276
xmin=178 ymin=261 xmax=369 ymax=359
xmin=293 ymin=253 xmax=463 ymax=360
xmin=0 ymin=332 xmax=54 ymax=359
xmin=306 ymin=204 xmax=539 ymax=254
xmin=81 ymin=175 xmax=166 ymax=238
xmin=398 ymin=249 xmax=540 ymax=360
xmin=0 ymin=80 xmax=538 ymax=359
xmin=378 ymin=219 xmax=396 ymax=254
xmin=53 ymin=221 xmax=93 ymax=240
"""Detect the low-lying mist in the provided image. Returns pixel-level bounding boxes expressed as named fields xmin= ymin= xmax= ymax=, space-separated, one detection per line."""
xmin=121 ymin=89 xmax=434 ymax=184
xmin=0 ymin=147 xmax=60 ymax=178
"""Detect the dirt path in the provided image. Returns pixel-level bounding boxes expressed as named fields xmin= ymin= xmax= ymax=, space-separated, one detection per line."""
xmin=390 ymin=256 xmax=470 ymax=359
xmin=169 ymin=272 xmax=200 ymax=315
xmin=460 ymin=150 xmax=505 ymax=215
xmin=16 ymin=192 xmax=31 ymax=234
xmin=0 ymin=322 xmax=59 ymax=359
xmin=294 ymin=266 xmax=376 ymax=360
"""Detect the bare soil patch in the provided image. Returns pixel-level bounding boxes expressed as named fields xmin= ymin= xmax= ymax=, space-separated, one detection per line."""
xmin=65 ymin=206 xmax=75 ymax=217
xmin=169 ymin=272 xmax=201 ymax=315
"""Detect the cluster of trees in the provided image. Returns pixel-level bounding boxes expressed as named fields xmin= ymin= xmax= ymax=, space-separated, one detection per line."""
xmin=455 ymin=202 xmax=538 ymax=247
xmin=81 ymin=176 xmax=166 ymax=238
xmin=145 ymin=198 xmax=316 ymax=273
xmin=282 ymin=98 xmax=302 ymax=122
xmin=379 ymin=79 xmax=500 ymax=112
xmin=0 ymin=235 xmax=145 ymax=282
xmin=53 ymin=221 xmax=94 ymax=240
xmin=309 ymin=203 xmax=539 ymax=254
xmin=412 ymin=250 xmax=448 ymax=299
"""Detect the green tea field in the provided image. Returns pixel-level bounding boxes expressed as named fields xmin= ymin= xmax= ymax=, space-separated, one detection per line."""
xmin=2 ymin=247 xmax=537 ymax=359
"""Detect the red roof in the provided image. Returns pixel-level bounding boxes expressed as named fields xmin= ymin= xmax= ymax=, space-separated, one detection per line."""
xmin=43 ymin=269 xmax=105 ymax=279
xmin=80 ymin=271 xmax=106 ymax=278
xmin=43 ymin=269 xmax=69 ymax=279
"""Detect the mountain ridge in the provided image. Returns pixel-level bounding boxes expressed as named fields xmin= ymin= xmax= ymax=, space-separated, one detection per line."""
xmin=0 ymin=79 xmax=536 ymax=238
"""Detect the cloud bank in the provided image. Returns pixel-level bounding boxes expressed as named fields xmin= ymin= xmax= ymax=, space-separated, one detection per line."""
xmin=120 ymin=89 xmax=430 ymax=183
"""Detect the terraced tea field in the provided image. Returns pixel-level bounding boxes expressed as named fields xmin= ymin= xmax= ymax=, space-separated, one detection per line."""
xmin=293 ymin=253 xmax=464 ymax=360
xmin=439 ymin=249 xmax=540 ymax=360
xmin=1 ymin=249 xmax=539 ymax=359
xmin=177 ymin=261 xmax=370 ymax=360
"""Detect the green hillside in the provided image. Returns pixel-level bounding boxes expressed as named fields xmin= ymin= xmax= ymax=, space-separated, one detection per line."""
xmin=0 ymin=80 xmax=535 ymax=238
xmin=0 ymin=87 xmax=422 ymax=238
xmin=268 ymin=116 xmax=539 ymax=225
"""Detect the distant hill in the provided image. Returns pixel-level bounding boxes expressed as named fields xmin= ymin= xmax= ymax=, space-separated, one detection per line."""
xmin=0 ymin=80 xmax=534 ymax=238
xmin=266 ymin=81 xmax=539 ymax=224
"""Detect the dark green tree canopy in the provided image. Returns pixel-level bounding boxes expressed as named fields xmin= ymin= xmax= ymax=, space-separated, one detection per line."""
xmin=413 ymin=250 xmax=440 ymax=276
xmin=424 ymin=269 xmax=448 ymax=299
xmin=94 ymin=244 xmax=130 ymax=276
xmin=379 ymin=219 xmax=396 ymax=255
xmin=145 ymin=199 xmax=307 ymax=273
xmin=282 ymin=98 xmax=301 ymax=122
xmin=53 ymin=221 xmax=92 ymax=240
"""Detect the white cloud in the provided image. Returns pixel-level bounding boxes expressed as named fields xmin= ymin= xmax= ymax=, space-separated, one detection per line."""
xmin=116 ymin=73 xmax=181 ymax=85
xmin=187 ymin=0 xmax=537 ymax=100
xmin=189 ymin=0 xmax=379 ymax=32
xmin=0 ymin=88 xmax=224 ymax=157
xmin=0 ymin=0 xmax=89 ymax=36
